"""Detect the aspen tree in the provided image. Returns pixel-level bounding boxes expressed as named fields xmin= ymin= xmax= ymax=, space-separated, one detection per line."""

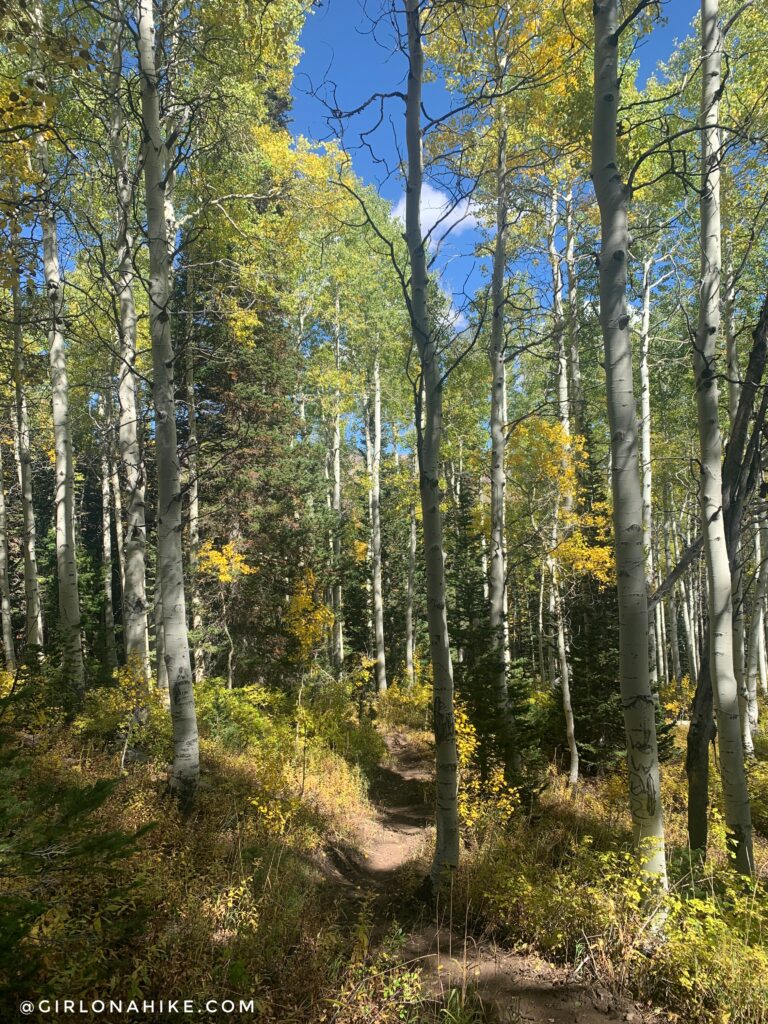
xmin=100 ymin=446 xmax=118 ymax=671
xmin=591 ymin=0 xmax=667 ymax=882
xmin=137 ymin=0 xmax=199 ymax=800
xmin=0 ymin=440 xmax=15 ymax=672
xmin=405 ymin=0 xmax=459 ymax=888
xmin=186 ymin=277 xmax=204 ymax=684
xmin=547 ymin=187 xmax=578 ymax=785
xmin=371 ymin=354 xmax=387 ymax=693
xmin=693 ymin=0 xmax=753 ymax=874
xmin=12 ymin=276 xmax=43 ymax=652
xmin=110 ymin=13 xmax=149 ymax=677
xmin=488 ymin=123 xmax=517 ymax=773
xmin=31 ymin=1 xmax=84 ymax=688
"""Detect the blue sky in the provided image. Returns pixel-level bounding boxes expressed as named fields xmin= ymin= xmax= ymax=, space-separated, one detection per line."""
xmin=289 ymin=0 xmax=701 ymax=306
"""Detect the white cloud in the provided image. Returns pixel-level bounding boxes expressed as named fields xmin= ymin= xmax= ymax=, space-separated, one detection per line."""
xmin=392 ymin=182 xmax=480 ymax=239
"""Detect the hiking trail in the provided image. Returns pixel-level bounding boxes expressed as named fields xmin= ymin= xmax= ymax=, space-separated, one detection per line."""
xmin=325 ymin=732 xmax=667 ymax=1024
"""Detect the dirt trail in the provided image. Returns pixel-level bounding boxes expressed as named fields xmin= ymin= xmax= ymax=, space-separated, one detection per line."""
xmin=333 ymin=732 xmax=664 ymax=1024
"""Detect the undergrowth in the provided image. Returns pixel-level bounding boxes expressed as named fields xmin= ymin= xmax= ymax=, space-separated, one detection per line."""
xmin=0 ymin=668 xmax=426 ymax=1023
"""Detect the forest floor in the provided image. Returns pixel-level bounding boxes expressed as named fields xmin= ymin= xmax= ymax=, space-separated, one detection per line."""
xmin=322 ymin=732 xmax=669 ymax=1024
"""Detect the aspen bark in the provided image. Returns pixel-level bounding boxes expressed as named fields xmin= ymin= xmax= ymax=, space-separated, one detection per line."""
xmin=35 ymin=139 xmax=85 ymax=687
xmin=101 ymin=447 xmax=118 ymax=671
xmin=551 ymin=561 xmax=578 ymax=786
xmin=111 ymin=458 xmax=126 ymax=597
xmin=565 ymin=189 xmax=586 ymax=438
xmin=371 ymin=356 xmax=387 ymax=693
xmin=111 ymin=17 xmax=149 ymax=678
xmin=405 ymin=451 xmax=417 ymax=689
xmin=548 ymin=186 xmax=578 ymax=785
xmin=488 ymin=130 xmax=517 ymax=772
xmin=186 ymin=281 xmax=204 ymax=684
xmin=638 ymin=259 xmax=658 ymax=693
xmin=331 ymin=296 xmax=344 ymax=671
xmin=405 ymin=0 xmax=459 ymax=887
xmin=0 ymin=441 xmax=16 ymax=672
xmin=138 ymin=0 xmax=199 ymax=800
xmin=693 ymin=0 xmax=752 ymax=873
xmin=745 ymin=517 xmax=768 ymax=735
xmin=12 ymin=279 xmax=43 ymax=651
xmin=592 ymin=0 xmax=666 ymax=881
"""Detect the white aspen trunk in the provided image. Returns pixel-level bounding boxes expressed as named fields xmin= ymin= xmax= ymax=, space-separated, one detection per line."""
xmin=694 ymin=0 xmax=753 ymax=873
xmin=759 ymin=608 xmax=768 ymax=696
xmin=34 ymin=131 xmax=84 ymax=686
xmin=639 ymin=259 xmax=659 ymax=693
xmin=551 ymin=560 xmax=578 ymax=785
xmin=549 ymin=186 xmax=578 ymax=783
xmin=364 ymin=401 xmax=375 ymax=643
xmin=488 ymin=130 xmax=517 ymax=771
xmin=547 ymin=580 xmax=557 ymax=687
xmin=745 ymin=518 xmax=768 ymax=733
xmin=111 ymin=459 xmax=126 ymax=598
xmin=565 ymin=189 xmax=586 ymax=437
xmin=537 ymin=567 xmax=547 ymax=683
xmin=101 ymin=447 xmax=118 ymax=671
xmin=138 ymin=0 xmax=199 ymax=800
xmin=0 ymin=441 xmax=16 ymax=672
xmin=111 ymin=19 xmax=149 ymax=677
xmin=592 ymin=0 xmax=667 ymax=882
xmin=405 ymin=450 xmax=417 ymax=690
xmin=480 ymin=529 xmax=489 ymax=603
xmin=405 ymin=0 xmax=459 ymax=888
xmin=657 ymin=603 xmax=668 ymax=686
xmin=12 ymin=278 xmax=43 ymax=651
xmin=371 ymin=356 xmax=387 ymax=693
xmin=331 ymin=296 xmax=344 ymax=671
xmin=186 ymin=281 xmax=204 ymax=684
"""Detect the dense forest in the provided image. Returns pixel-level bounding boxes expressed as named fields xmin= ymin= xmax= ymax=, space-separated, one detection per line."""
xmin=1 ymin=0 xmax=768 ymax=1020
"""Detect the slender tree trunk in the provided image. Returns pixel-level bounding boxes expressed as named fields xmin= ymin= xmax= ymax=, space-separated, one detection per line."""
xmin=331 ymin=295 xmax=344 ymax=671
xmin=405 ymin=0 xmax=459 ymax=888
xmin=674 ymin=521 xmax=699 ymax=682
xmin=759 ymin=606 xmax=768 ymax=695
xmin=639 ymin=259 xmax=659 ymax=692
xmin=565 ymin=189 xmax=586 ymax=438
xmin=592 ymin=0 xmax=667 ymax=882
xmin=111 ymin=19 xmax=149 ymax=677
xmin=551 ymin=561 xmax=578 ymax=785
xmin=0 ymin=441 xmax=16 ymax=672
xmin=35 ymin=130 xmax=85 ymax=688
xmin=693 ymin=0 xmax=752 ymax=873
xmin=138 ymin=0 xmax=199 ymax=801
xmin=405 ymin=451 xmax=417 ymax=689
xmin=111 ymin=457 xmax=126 ymax=598
xmin=745 ymin=517 xmax=768 ymax=735
xmin=488 ymin=131 xmax=517 ymax=772
xmin=663 ymin=506 xmax=683 ymax=693
xmin=154 ymin=579 xmax=168 ymax=696
xmin=12 ymin=279 xmax=43 ymax=652
xmin=687 ymin=647 xmax=715 ymax=852
xmin=101 ymin=446 xmax=118 ymax=671
xmin=186 ymin=279 xmax=204 ymax=684
xmin=537 ymin=568 xmax=547 ymax=684
xmin=370 ymin=356 xmax=387 ymax=693
xmin=722 ymin=230 xmax=749 ymax=749
xmin=548 ymin=186 xmax=578 ymax=784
